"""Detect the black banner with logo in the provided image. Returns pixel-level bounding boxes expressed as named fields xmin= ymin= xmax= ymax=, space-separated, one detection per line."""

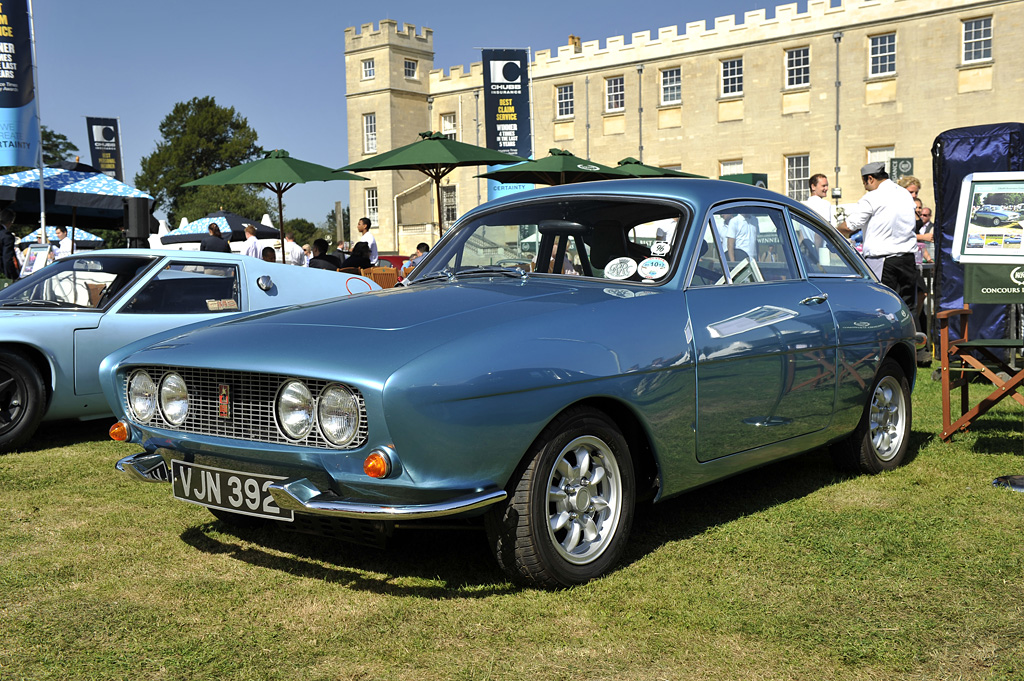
xmin=0 ymin=0 xmax=38 ymax=167
xmin=86 ymin=116 xmax=122 ymax=180
xmin=482 ymin=49 xmax=532 ymax=201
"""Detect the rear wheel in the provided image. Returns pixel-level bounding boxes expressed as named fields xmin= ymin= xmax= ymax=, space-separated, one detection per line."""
xmin=486 ymin=407 xmax=635 ymax=588
xmin=0 ymin=350 xmax=46 ymax=452
xmin=834 ymin=359 xmax=911 ymax=474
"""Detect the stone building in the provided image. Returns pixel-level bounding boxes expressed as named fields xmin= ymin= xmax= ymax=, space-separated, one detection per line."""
xmin=344 ymin=0 xmax=1022 ymax=255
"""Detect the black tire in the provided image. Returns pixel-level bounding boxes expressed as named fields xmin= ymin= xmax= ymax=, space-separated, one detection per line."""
xmin=485 ymin=407 xmax=635 ymax=588
xmin=209 ymin=508 xmax=270 ymax=529
xmin=833 ymin=358 xmax=911 ymax=474
xmin=0 ymin=349 xmax=47 ymax=452
xmin=991 ymin=217 xmax=1002 ymax=226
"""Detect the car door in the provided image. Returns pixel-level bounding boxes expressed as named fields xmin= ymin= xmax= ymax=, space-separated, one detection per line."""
xmin=686 ymin=203 xmax=837 ymax=461
xmin=74 ymin=260 xmax=243 ymax=396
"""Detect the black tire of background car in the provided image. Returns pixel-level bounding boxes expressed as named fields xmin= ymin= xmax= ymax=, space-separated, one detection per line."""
xmin=0 ymin=349 xmax=46 ymax=452
xmin=208 ymin=508 xmax=271 ymax=529
xmin=485 ymin=406 xmax=635 ymax=588
xmin=991 ymin=218 xmax=1002 ymax=226
xmin=832 ymin=358 xmax=912 ymax=475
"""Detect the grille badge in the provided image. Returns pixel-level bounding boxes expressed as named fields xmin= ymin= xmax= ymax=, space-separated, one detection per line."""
xmin=218 ymin=384 xmax=231 ymax=419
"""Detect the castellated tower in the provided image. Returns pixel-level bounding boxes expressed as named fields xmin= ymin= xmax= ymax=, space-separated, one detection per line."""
xmin=344 ymin=20 xmax=435 ymax=255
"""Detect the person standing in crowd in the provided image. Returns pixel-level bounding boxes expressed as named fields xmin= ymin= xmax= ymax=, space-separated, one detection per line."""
xmin=802 ymin=173 xmax=837 ymax=227
xmin=897 ymin=175 xmax=921 ymax=199
xmin=283 ymin=232 xmax=305 ymax=266
xmin=308 ymin=238 xmax=342 ymax=270
xmin=261 ymin=246 xmax=277 ymax=263
xmin=838 ymin=161 xmax=918 ymax=317
xmin=0 ymin=208 xmax=19 ymax=280
xmin=356 ymin=217 xmax=378 ymax=265
xmin=302 ymin=243 xmax=312 ymax=265
xmin=242 ymin=224 xmax=260 ymax=258
xmin=200 ymin=224 xmax=232 ymax=253
xmin=54 ymin=226 xmax=73 ymax=259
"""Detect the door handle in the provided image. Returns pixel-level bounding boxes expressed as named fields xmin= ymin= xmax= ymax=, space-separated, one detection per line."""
xmin=799 ymin=293 xmax=829 ymax=305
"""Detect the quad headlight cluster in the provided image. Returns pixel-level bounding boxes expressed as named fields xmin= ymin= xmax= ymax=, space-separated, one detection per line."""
xmin=126 ymin=370 xmax=361 ymax=448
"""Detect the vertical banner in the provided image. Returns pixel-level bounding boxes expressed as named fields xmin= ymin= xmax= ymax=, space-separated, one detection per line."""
xmin=0 ymin=0 xmax=38 ymax=167
xmin=86 ymin=117 xmax=123 ymax=180
xmin=482 ymin=48 xmax=532 ymax=201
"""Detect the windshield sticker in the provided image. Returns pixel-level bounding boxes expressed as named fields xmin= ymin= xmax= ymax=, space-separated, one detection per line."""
xmin=604 ymin=257 xmax=638 ymax=280
xmin=206 ymin=299 xmax=239 ymax=312
xmin=637 ymin=257 xmax=670 ymax=280
xmin=651 ymin=241 xmax=671 ymax=257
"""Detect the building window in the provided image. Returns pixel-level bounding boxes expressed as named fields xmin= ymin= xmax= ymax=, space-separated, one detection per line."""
xmin=963 ymin=17 xmax=992 ymax=63
xmin=404 ymin=59 xmax=417 ymax=78
xmin=441 ymin=113 xmax=457 ymax=140
xmin=869 ymin=34 xmax=896 ymax=76
xmin=361 ymin=59 xmax=375 ymax=79
xmin=867 ymin=146 xmax=895 ymax=175
xmin=606 ymin=76 xmax=624 ymax=112
xmin=441 ymin=185 xmax=458 ymax=225
xmin=786 ymin=48 xmax=810 ymax=88
xmin=786 ymin=155 xmax=810 ymax=201
xmin=720 ymin=159 xmax=743 ymax=176
xmin=556 ymin=84 xmax=574 ymax=118
xmin=364 ymin=188 xmax=378 ymax=226
xmin=660 ymin=68 xmax=681 ymax=105
xmin=721 ymin=58 xmax=743 ymax=96
xmin=362 ymin=113 xmax=377 ymax=154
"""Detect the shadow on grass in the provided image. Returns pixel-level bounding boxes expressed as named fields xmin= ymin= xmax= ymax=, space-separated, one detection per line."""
xmin=180 ymin=518 xmax=517 ymax=598
xmin=950 ymin=412 xmax=1024 ymax=455
xmin=7 ymin=418 xmax=117 ymax=454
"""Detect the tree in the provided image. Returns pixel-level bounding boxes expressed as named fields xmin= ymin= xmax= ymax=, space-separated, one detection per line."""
xmin=41 ymin=126 xmax=80 ymax=165
xmin=283 ymin=217 xmax=319 ymax=247
xmin=135 ymin=96 xmax=265 ymax=226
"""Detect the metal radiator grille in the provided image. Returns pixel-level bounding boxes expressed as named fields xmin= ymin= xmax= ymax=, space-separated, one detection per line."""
xmin=122 ymin=365 xmax=367 ymax=450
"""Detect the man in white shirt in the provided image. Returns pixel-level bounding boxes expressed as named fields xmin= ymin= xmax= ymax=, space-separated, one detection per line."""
xmin=356 ymin=217 xmax=378 ymax=266
xmin=723 ymin=214 xmax=758 ymax=261
xmin=283 ymin=232 xmax=305 ymax=266
xmin=802 ymin=173 xmax=837 ymax=227
xmin=241 ymin=224 xmax=260 ymax=258
xmin=838 ymin=161 xmax=918 ymax=315
xmin=54 ymin=226 xmax=73 ymax=259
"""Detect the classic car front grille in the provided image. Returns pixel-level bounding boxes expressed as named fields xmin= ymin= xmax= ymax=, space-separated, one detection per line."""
xmin=122 ymin=365 xmax=367 ymax=450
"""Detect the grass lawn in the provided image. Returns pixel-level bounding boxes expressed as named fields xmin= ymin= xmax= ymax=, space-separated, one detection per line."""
xmin=1 ymin=367 xmax=1022 ymax=680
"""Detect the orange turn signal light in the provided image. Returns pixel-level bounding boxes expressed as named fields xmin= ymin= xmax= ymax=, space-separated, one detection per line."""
xmin=109 ymin=421 xmax=129 ymax=442
xmin=363 ymin=450 xmax=391 ymax=479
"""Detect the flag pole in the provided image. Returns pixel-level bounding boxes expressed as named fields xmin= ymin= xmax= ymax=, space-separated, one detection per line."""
xmin=27 ymin=0 xmax=45 ymax=240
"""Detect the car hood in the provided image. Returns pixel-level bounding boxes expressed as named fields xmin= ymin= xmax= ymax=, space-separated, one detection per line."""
xmin=114 ymin=278 xmax=652 ymax=378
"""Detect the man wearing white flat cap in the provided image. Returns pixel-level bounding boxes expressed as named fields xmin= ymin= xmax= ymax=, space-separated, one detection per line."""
xmin=838 ymin=160 xmax=918 ymax=318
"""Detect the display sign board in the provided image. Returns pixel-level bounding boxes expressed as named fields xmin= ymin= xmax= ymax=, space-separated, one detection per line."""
xmin=0 ymin=0 xmax=39 ymax=168
xmin=963 ymin=262 xmax=1024 ymax=304
xmin=482 ymin=48 xmax=533 ymax=202
xmin=19 ymin=243 xmax=48 ymax=277
xmin=951 ymin=171 xmax=1024 ymax=264
xmin=86 ymin=117 xmax=123 ymax=181
xmin=890 ymin=157 xmax=914 ymax=180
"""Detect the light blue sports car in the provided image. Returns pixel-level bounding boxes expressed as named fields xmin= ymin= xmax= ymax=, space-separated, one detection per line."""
xmin=0 ymin=249 xmax=377 ymax=451
xmin=104 ymin=180 xmax=916 ymax=587
xmin=973 ymin=204 xmax=1021 ymax=226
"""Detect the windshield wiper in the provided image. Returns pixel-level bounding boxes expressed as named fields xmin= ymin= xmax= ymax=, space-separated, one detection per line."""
xmin=411 ymin=265 xmax=529 ymax=284
xmin=0 ymin=299 xmax=87 ymax=308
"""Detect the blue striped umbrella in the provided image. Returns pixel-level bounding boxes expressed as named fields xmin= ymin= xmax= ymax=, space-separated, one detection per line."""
xmin=161 ymin=210 xmax=278 ymax=245
xmin=0 ymin=166 xmax=153 ymax=228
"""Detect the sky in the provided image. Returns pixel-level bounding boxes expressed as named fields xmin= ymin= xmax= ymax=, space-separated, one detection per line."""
xmin=35 ymin=0 xmax=803 ymax=226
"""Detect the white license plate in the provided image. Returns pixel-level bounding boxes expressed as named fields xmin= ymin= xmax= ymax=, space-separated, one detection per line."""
xmin=171 ymin=460 xmax=293 ymax=522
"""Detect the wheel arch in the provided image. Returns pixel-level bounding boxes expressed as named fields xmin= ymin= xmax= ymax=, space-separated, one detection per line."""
xmin=884 ymin=340 xmax=916 ymax=391
xmin=0 ymin=342 xmax=54 ymax=403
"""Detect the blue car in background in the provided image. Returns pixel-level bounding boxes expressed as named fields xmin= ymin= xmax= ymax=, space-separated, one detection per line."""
xmin=105 ymin=180 xmax=915 ymax=587
xmin=0 ymin=249 xmax=377 ymax=451
xmin=973 ymin=204 xmax=1021 ymax=226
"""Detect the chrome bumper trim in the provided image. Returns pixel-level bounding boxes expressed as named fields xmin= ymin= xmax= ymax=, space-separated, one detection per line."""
xmin=115 ymin=452 xmax=170 ymax=483
xmin=267 ymin=477 xmax=507 ymax=520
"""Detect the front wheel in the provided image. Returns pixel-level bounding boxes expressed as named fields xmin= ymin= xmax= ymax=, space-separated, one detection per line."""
xmin=486 ymin=407 xmax=635 ymax=588
xmin=0 ymin=350 xmax=46 ymax=453
xmin=833 ymin=358 xmax=912 ymax=474
xmin=991 ymin=217 xmax=1002 ymax=226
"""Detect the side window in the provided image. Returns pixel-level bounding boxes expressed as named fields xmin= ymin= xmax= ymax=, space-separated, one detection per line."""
xmin=705 ymin=206 xmax=796 ymax=284
xmin=122 ymin=263 xmax=240 ymax=314
xmin=791 ymin=213 xmax=861 ymax=277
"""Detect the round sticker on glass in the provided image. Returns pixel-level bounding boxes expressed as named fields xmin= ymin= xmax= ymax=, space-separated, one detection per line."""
xmin=651 ymin=241 xmax=671 ymax=257
xmin=603 ymin=257 xmax=638 ymax=280
xmin=637 ymin=257 xmax=670 ymax=280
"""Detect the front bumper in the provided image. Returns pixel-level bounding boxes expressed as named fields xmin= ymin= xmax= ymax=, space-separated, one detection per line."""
xmin=115 ymin=452 xmax=507 ymax=520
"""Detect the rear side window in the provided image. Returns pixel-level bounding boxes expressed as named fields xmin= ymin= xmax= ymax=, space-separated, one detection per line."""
xmin=121 ymin=263 xmax=240 ymax=314
xmin=791 ymin=213 xmax=862 ymax=277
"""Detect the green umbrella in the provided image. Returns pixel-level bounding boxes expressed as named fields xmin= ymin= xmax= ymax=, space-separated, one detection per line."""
xmin=614 ymin=157 xmax=705 ymax=178
xmin=336 ymin=131 xmax=525 ymax=236
xmin=183 ymin=149 xmax=367 ymax=263
xmin=478 ymin=148 xmax=627 ymax=186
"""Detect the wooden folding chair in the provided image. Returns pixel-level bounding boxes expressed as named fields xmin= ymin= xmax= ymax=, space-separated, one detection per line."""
xmin=361 ymin=266 xmax=399 ymax=289
xmin=938 ymin=304 xmax=1024 ymax=441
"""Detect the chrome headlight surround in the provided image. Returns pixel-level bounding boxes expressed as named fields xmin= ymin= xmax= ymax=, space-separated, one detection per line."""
xmin=318 ymin=383 xmax=361 ymax=447
xmin=127 ymin=370 xmax=157 ymax=423
xmin=276 ymin=380 xmax=314 ymax=440
xmin=159 ymin=372 xmax=189 ymax=426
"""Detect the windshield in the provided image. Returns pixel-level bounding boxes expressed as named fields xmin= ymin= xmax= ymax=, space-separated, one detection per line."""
xmin=414 ymin=198 xmax=686 ymax=284
xmin=0 ymin=255 xmax=156 ymax=309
